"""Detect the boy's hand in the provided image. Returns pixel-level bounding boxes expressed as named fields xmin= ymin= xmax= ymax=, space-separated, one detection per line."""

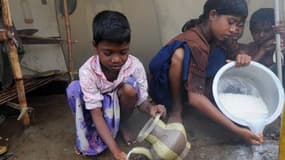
xmin=235 ymin=53 xmax=251 ymax=67
xmin=273 ymin=22 xmax=285 ymax=38
xmin=148 ymin=104 xmax=167 ymax=118
xmin=113 ymin=151 xmax=127 ymax=160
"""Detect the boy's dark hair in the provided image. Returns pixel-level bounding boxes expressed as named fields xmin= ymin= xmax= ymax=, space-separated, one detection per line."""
xmin=249 ymin=8 xmax=274 ymax=33
xmin=92 ymin=10 xmax=131 ymax=44
xmin=182 ymin=0 xmax=248 ymax=32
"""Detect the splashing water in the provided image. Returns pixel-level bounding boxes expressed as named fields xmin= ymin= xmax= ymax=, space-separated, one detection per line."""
xmin=219 ymin=93 xmax=275 ymax=159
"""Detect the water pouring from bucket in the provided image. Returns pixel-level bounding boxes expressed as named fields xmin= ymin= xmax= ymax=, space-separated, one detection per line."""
xmin=213 ymin=62 xmax=284 ymax=136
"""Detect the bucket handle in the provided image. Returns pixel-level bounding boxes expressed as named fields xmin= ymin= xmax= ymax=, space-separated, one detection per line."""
xmin=126 ymin=147 xmax=153 ymax=160
xmin=136 ymin=113 xmax=161 ymax=142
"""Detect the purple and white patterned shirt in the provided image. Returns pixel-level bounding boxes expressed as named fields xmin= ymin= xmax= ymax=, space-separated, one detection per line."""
xmin=79 ymin=54 xmax=148 ymax=110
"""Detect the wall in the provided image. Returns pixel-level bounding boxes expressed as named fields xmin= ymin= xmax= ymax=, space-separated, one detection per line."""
xmin=57 ymin=0 xmax=162 ymax=70
xmin=63 ymin=0 xmax=274 ymax=70
xmin=9 ymin=0 xmax=276 ymax=74
xmin=153 ymin=0 xmax=274 ymax=44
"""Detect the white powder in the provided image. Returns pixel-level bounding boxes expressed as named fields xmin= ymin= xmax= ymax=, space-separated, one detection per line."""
xmin=219 ymin=93 xmax=269 ymax=123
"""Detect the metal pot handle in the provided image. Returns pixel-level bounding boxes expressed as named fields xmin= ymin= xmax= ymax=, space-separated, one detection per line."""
xmin=126 ymin=147 xmax=153 ymax=160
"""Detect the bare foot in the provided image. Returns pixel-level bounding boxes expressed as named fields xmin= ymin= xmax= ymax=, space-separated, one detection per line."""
xmin=119 ymin=126 xmax=136 ymax=146
xmin=167 ymin=112 xmax=183 ymax=123
xmin=74 ymin=146 xmax=82 ymax=155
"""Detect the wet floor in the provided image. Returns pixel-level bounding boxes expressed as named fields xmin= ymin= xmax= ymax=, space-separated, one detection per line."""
xmin=0 ymin=92 xmax=281 ymax=160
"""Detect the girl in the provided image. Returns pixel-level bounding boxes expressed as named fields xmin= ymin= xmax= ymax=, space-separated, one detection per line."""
xmin=149 ymin=0 xmax=263 ymax=144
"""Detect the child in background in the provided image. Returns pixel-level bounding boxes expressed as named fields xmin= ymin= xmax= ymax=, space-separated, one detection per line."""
xmin=66 ymin=10 xmax=166 ymax=160
xmin=149 ymin=0 xmax=263 ymax=144
xmin=246 ymin=8 xmax=285 ymax=85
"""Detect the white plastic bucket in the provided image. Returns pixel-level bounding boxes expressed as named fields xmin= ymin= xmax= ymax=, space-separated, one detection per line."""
xmin=212 ymin=61 xmax=284 ymax=133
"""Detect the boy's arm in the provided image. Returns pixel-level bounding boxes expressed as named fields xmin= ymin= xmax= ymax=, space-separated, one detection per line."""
xmin=253 ymin=39 xmax=275 ymax=62
xmin=138 ymin=100 xmax=166 ymax=118
xmin=90 ymin=108 xmax=126 ymax=160
xmin=245 ymin=40 xmax=275 ymax=62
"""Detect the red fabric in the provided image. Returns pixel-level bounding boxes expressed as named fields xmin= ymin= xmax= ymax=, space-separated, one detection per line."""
xmin=170 ymin=26 xmax=210 ymax=94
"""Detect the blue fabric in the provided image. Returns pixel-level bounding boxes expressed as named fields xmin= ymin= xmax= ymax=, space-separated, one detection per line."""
xmin=206 ymin=47 xmax=226 ymax=78
xmin=149 ymin=40 xmax=191 ymax=108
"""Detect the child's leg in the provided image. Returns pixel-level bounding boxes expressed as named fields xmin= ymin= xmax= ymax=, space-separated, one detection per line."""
xmin=117 ymin=76 xmax=139 ymax=145
xmin=168 ymin=48 xmax=184 ymax=123
xmin=117 ymin=83 xmax=137 ymax=121
xmin=67 ymin=81 xmax=108 ymax=155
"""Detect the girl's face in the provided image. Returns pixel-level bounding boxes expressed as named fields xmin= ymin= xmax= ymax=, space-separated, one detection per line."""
xmin=209 ymin=10 xmax=242 ymax=41
xmin=224 ymin=21 xmax=245 ymax=45
xmin=94 ymin=41 xmax=129 ymax=74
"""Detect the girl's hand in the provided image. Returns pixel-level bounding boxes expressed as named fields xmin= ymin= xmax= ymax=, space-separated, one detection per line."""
xmin=149 ymin=104 xmax=167 ymax=118
xmin=237 ymin=127 xmax=264 ymax=145
xmin=113 ymin=151 xmax=127 ymax=160
xmin=235 ymin=53 xmax=251 ymax=67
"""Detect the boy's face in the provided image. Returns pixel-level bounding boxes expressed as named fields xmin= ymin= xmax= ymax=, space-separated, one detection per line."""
xmin=251 ymin=24 xmax=273 ymax=43
xmin=94 ymin=41 xmax=129 ymax=74
xmin=232 ymin=22 xmax=245 ymax=41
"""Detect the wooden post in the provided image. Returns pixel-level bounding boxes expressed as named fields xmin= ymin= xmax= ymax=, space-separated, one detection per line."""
xmin=279 ymin=104 xmax=285 ymax=160
xmin=279 ymin=1 xmax=285 ymax=156
xmin=63 ymin=0 xmax=75 ymax=81
xmin=279 ymin=0 xmax=285 ymax=159
xmin=1 ymin=0 xmax=30 ymax=125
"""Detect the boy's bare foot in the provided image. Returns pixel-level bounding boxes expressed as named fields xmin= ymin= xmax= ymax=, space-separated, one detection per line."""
xmin=167 ymin=112 xmax=183 ymax=123
xmin=0 ymin=145 xmax=8 ymax=155
xmin=119 ymin=126 xmax=136 ymax=146
xmin=73 ymin=146 xmax=82 ymax=155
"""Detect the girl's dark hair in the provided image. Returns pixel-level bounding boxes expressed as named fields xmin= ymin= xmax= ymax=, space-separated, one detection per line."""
xmin=92 ymin=10 xmax=131 ymax=44
xmin=249 ymin=8 xmax=274 ymax=33
xmin=182 ymin=0 xmax=248 ymax=32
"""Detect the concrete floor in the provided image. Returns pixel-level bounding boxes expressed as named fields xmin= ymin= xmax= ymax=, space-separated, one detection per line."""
xmin=0 ymin=93 xmax=281 ymax=160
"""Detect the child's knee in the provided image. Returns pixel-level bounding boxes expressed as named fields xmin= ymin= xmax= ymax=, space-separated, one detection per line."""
xmin=171 ymin=48 xmax=184 ymax=64
xmin=118 ymin=83 xmax=137 ymax=100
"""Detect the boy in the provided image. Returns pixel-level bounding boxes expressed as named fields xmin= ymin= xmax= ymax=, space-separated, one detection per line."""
xmin=246 ymin=8 xmax=285 ymax=85
xmin=66 ymin=10 xmax=166 ymax=160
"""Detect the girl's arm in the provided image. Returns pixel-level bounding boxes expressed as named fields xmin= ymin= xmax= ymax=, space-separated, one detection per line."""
xmin=188 ymin=92 xmax=263 ymax=144
xmin=90 ymin=108 xmax=126 ymax=160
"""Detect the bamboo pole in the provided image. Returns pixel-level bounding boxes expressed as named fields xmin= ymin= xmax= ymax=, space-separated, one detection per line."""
xmin=279 ymin=105 xmax=285 ymax=160
xmin=279 ymin=0 xmax=285 ymax=158
xmin=275 ymin=0 xmax=283 ymax=82
xmin=63 ymin=0 xmax=75 ymax=81
xmin=1 ymin=0 xmax=30 ymax=125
